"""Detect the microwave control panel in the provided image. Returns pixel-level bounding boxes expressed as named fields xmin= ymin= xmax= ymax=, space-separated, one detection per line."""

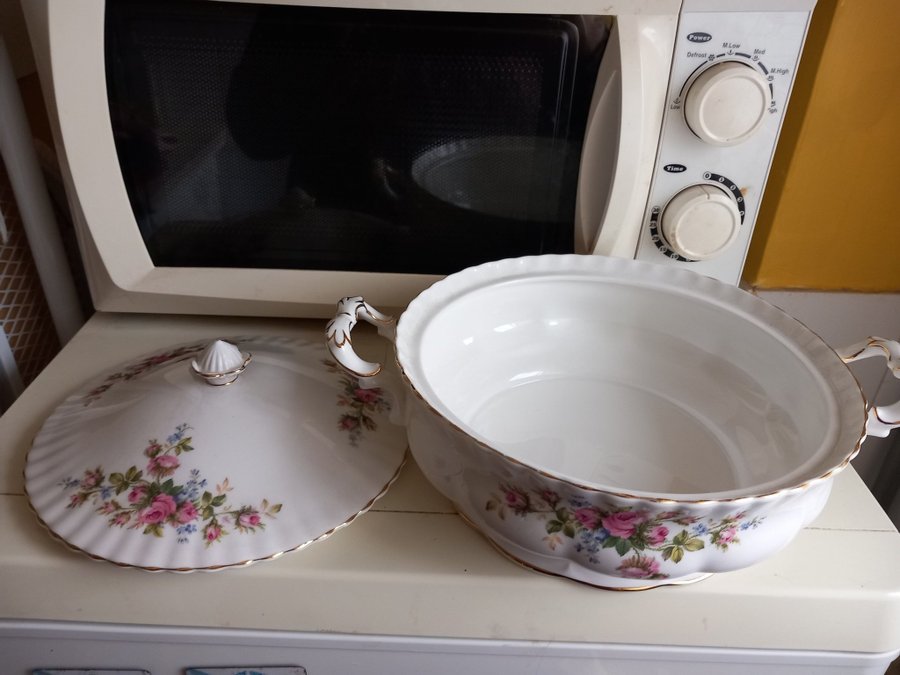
xmin=636 ymin=2 xmax=815 ymax=284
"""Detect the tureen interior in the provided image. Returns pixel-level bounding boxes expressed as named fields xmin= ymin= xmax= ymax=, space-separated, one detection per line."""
xmin=400 ymin=269 xmax=864 ymax=500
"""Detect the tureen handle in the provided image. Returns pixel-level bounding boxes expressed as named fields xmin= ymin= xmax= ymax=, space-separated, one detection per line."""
xmin=838 ymin=337 xmax=900 ymax=438
xmin=326 ymin=296 xmax=396 ymax=378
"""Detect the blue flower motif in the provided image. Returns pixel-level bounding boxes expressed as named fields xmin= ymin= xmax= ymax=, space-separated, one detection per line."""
xmin=176 ymin=523 xmax=198 ymax=543
xmin=692 ymin=523 xmax=709 ymax=536
xmin=570 ymin=496 xmax=590 ymax=509
xmin=100 ymin=486 xmax=113 ymax=500
xmin=166 ymin=423 xmax=190 ymax=444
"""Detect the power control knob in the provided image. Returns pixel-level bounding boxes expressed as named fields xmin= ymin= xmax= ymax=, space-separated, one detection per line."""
xmin=661 ymin=184 xmax=741 ymax=261
xmin=684 ymin=61 xmax=770 ymax=146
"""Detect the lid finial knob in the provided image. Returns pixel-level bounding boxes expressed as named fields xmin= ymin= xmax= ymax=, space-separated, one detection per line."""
xmin=190 ymin=340 xmax=252 ymax=386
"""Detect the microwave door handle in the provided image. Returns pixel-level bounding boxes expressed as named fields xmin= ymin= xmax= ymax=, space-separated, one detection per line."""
xmin=575 ymin=14 xmax=677 ymax=257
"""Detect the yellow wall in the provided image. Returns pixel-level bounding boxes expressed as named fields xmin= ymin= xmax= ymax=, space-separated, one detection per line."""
xmin=744 ymin=0 xmax=900 ymax=291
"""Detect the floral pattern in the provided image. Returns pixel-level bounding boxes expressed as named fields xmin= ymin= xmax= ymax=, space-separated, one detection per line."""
xmin=60 ymin=424 xmax=282 ymax=546
xmin=324 ymin=359 xmax=391 ymax=446
xmin=486 ymin=484 xmax=763 ymax=580
xmin=83 ymin=344 xmax=205 ymax=405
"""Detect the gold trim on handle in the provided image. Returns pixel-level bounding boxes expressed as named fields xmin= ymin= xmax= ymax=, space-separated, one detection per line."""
xmin=191 ymin=352 xmax=253 ymax=386
xmin=326 ymin=296 xmax=395 ymax=379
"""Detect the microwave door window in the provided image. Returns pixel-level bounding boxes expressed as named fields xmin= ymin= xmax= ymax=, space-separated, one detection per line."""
xmin=104 ymin=0 xmax=607 ymax=274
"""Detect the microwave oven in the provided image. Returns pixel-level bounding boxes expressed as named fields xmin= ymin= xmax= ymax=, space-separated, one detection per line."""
xmin=23 ymin=0 xmax=815 ymax=318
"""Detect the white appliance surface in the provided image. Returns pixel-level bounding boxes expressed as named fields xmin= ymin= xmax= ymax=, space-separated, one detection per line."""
xmin=1 ymin=313 xmax=899 ymax=674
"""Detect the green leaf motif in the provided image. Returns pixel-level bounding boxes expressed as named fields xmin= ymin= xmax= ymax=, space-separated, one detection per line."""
xmin=480 ymin=482 xmax=766 ymax=576
xmin=143 ymin=523 xmax=164 ymax=537
xmin=59 ymin=423 xmax=282 ymax=546
xmin=109 ymin=473 xmax=126 ymax=494
xmin=684 ymin=537 xmax=705 ymax=552
xmin=615 ymin=538 xmax=632 ymax=556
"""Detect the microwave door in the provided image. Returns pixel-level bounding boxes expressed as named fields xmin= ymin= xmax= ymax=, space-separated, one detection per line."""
xmin=104 ymin=1 xmax=607 ymax=276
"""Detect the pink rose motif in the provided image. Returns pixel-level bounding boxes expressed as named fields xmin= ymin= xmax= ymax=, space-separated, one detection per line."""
xmin=238 ymin=511 xmax=262 ymax=528
xmin=503 ymin=486 xmax=530 ymax=514
xmin=147 ymin=454 xmax=180 ymax=477
xmin=127 ymin=485 xmax=148 ymax=504
xmin=602 ymin=510 xmax=648 ymax=539
xmin=718 ymin=526 xmax=738 ymax=545
xmin=68 ymin=493 xmax=87 ymax=508
xmin=354 ymin=387 xmax=382 ymax=404
xmin=112 ymin=512 xmax=131 ymax=527
xmin=617 ymin=554 xmax=663 ymax=579
xmin=137 ymin=494 xmax=178 ymax=524
xmin=144 ymin=442 xmax=162 ymax=457
xmin=574 ymin=507 xmax=603 ymax=531
xmin=80 ymin=469 xmax=102 ymax=489
xmin=204 ymin=523 xmax=223 ymax=544
xmin=176 ymin=500 xmax=199 ymax=524
xmin=647 ymin=525 xmax=670 ymax=546
xmin=539 ymin=490 xmax=560 ymax=508
xmin=339 ymin=415 xmax=360 ymax=430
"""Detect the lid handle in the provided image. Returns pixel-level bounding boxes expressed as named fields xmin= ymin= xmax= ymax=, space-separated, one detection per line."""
xmin=190 ymin=339 xmax=252 ymax=386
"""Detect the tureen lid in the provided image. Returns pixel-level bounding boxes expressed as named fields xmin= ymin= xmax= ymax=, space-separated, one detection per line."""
xmin=24 ymin=336 xmax=406 ymax=572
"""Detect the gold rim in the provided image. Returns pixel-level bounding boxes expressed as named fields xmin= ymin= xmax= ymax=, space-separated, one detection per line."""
xmin=191 ymin=351 xmax=253 ymax=385
xmin=23 ymin=449 xmax=409 ymax=573
xmin=391 ymin=255 xmax=869 ymax=506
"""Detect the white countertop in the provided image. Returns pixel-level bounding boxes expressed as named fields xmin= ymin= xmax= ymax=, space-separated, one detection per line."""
xmin=1 ymin=312 xmax=899 ymax=654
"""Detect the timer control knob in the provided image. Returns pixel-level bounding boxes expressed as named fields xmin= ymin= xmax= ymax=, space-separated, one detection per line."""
xmin=684 ymin=61 xmax=770 ymax=146
xmin=661 ymin=184 xmax=741 ymax=261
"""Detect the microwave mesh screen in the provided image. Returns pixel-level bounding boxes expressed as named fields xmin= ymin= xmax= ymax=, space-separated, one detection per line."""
xmin=104 ymin=0 xmax=607 ymax=274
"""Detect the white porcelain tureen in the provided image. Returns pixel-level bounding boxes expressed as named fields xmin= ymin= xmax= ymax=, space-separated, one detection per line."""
xmin=327 ymin=254 xmax=900 ymax=589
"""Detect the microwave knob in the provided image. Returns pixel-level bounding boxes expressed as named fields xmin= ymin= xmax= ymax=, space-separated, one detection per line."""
xmin=684 ymin=61 xmax=770 ymax=146
xmin=661 ymin=184 xmax=741 ymax=261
